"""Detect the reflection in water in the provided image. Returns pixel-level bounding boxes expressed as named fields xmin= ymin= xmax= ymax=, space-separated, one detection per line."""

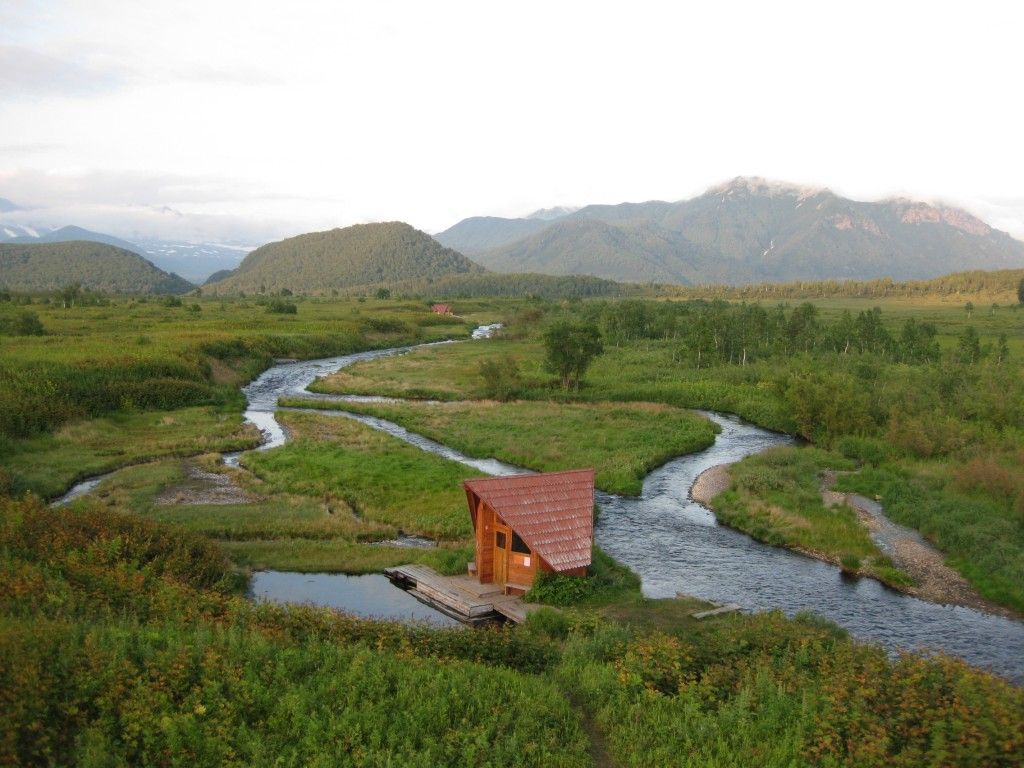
xmin=250 ymin=571 xmax=461 ymax=626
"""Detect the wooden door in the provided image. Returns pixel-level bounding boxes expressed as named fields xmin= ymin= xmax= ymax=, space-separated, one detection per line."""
xmin=493 ymin=525 xmax=509 ymax=586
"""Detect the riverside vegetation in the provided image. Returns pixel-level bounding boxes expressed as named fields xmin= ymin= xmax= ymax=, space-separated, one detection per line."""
xmin=2 ymin=288 xmax=1023 ymax=765
xmin=311 ymin=295 xmax=1024 ymax=613
xmin=2 ymin=495 xmax=1021 ymax=767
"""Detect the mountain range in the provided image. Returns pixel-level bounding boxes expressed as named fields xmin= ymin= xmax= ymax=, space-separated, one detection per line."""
xmin=435 ymin=178 xmax=1024 ymax=284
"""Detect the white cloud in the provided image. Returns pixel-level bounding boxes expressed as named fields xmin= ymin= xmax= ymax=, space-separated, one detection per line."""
xmin=0 ymin=0 xmax=1022 ymax=241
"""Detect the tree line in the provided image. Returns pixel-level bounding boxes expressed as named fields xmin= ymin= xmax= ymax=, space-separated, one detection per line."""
xmin=572 ymin=299 xmax=1006 ymax=367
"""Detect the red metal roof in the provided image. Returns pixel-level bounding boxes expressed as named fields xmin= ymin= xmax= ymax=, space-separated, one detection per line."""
xmin=464 ymin=469 xmax=594 ymax=572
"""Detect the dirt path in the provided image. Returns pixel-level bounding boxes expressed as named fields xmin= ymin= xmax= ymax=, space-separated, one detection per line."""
xmin=821 ymin=471 xmax=1014 ymax=618
xmin=566 ymin=692 xmax=616 ymax=768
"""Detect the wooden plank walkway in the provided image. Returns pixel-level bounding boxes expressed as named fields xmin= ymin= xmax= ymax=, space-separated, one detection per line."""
xmin=384 ymin=564 xmax=538 ymax=625
xmin=691 ymin=603 xmax=742 ymax=620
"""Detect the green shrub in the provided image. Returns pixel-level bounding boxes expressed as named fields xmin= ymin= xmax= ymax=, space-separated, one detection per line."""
xmin=524 ymin=607 xmax=571 ymax=639
xmin=478 ymin=355 xmax=521 ymax=401
xmin=527 ymin=547 xmax=640 ymax=607
xmin=266 ymin=299 xmax=297 ymax=314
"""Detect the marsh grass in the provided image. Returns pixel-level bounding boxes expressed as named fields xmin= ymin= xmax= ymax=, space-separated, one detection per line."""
xmin=308 ymin=338 xmax=542 ymax=399
xmin=837 ymin=463 xmax=1024 ymax=612
xmin=285 ymin=399 xmax=719 ymax=496
xmin=221 ymin=538 xmax=475 ymax=575
xmin=712 ymin=446 xmax=912 ymax=587
xmin=0 ymin=407 xmax=261 ymax=498
xmin=0 ymin=294 xmax=468 ymax=442
xmin=245 ymin=411 xmax=480 ymax=540
xmin=81 ymin=411 xmax=483 ymax=574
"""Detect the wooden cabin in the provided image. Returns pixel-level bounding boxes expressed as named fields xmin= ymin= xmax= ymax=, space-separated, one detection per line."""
xmin=463 ymin=469 xmax=594 ymax=596
xmin=431 ymin=303 xmax=453 ymax=315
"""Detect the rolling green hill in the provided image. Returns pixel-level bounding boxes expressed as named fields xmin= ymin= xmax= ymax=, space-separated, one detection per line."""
xmin=0 ymin=241 xmax=194 ymax=294
xmin=208 ymin=222 xmax=483 ymax=294
xmin=438 ymin=178 xmax=1024 ymax=285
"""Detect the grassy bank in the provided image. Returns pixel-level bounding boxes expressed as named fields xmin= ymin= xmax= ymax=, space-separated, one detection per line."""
xmin=3 ymin=495 xmax=1020 ymax=767
xmin=836 ymin=460 xmax=1024 ymax=613
xmin=0 ymin=406 xmax=261 ymax=498
xmin=79 ymin=411 xmax=479 ymax=575
xmin=710 ymin=447 xmax=912 ymax=587
xmin=0 ymin=496 xmax=590 ymax=767
xmin=283 ymin=399 xmax=719 ymax=496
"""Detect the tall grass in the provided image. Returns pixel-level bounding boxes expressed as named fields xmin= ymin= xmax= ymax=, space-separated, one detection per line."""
xmin=291 ymin=398 xmax=719 ymax=495
xmin=557 ymin=612 xmax=1024 ymax=767
xmin=712 ymin=446 xmax=911 ymax=587
xmin=837 ymin=464 xmax=1024 ymax=612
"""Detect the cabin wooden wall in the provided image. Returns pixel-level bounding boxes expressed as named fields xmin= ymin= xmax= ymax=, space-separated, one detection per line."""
xmin=471 ymin=493 xmax=586 ymax=590
xmin=505 ymin=546 xmax=538 ymax=587
xmin=475 ymin=497 xmax=494 ymax=582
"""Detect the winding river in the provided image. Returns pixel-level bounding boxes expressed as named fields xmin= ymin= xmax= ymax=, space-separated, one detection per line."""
xmin=55 ymin=332 xmax=1024 ymax=682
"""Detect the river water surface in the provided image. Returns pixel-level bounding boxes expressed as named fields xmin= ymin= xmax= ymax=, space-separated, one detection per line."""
xmin=54 ymin=332 xmax=1024 ymax=681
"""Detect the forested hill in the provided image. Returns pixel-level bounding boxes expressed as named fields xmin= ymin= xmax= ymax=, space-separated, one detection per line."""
xmin=0 ymin=241 xmax=194 ymax=294
xmin=435 ymin=177 xmax=1024 ymax=284
xmin=389 ymin=271 xmax=636 ymax=299
xmin=208 ymin=222 xmax=484 ymax=294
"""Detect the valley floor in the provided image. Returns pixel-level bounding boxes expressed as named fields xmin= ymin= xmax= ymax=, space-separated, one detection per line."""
xmin=2 ymin=294 xmax=1023 ymax=766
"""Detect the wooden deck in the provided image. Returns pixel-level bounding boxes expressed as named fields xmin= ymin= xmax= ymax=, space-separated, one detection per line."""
xmin=384 ymin=564 xmax=540 ymax=625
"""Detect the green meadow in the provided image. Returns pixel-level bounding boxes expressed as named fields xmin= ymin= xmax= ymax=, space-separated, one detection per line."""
xmin=2 ymin=290 xmax=1023 ymax=765
xmin=282 ymin=399 xmax=719 ymax=496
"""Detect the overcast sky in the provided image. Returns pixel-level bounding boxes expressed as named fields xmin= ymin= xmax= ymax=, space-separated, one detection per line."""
xmin=2 ymin=0 xmax=1023 ymax=244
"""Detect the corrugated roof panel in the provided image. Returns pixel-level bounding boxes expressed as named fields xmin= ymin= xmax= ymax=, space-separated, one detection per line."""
xmin=464 ymin=469 xmax=594 ymax=571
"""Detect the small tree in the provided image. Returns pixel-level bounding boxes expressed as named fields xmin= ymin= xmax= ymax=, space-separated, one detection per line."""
xmin=995 ymin=333 xmax=1010 ymax=364
xmin=59 ymin=283 xmax=81 ymax=308
xmin=542 ymin=319 xmax=604 ymax=390
xmin=478 ymin=355 xmax=521 ymax=401
xmin=1018 ymin=277 xmax=1024 ymax=306
xmin=965 ymin=301 xmax=974 ymax=319
xmin=956 ymin=326 xmax=981 ymax=364
xmin=376 ymin=288 xmax=391 ymax=300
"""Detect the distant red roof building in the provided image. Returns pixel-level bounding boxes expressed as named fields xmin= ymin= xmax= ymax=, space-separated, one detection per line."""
xmin=464 ymin=469 xmax=594 ymax=594
xmin=431 ymin=303 xmax=453 ymax=315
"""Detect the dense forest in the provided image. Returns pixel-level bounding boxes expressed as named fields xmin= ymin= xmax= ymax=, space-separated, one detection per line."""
xmin=675 ymin=268 xmax=1024 ymax=301
xmin=391 ymin=271 xmax=635 ymax=300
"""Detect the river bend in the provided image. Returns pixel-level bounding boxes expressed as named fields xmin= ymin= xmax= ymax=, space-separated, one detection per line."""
xmin=55 ymin=334 xmax=1024 ymax=681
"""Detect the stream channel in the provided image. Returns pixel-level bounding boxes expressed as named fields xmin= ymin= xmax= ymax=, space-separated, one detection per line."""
xmin=55 ymin=330 xmax=1024 ymax=681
